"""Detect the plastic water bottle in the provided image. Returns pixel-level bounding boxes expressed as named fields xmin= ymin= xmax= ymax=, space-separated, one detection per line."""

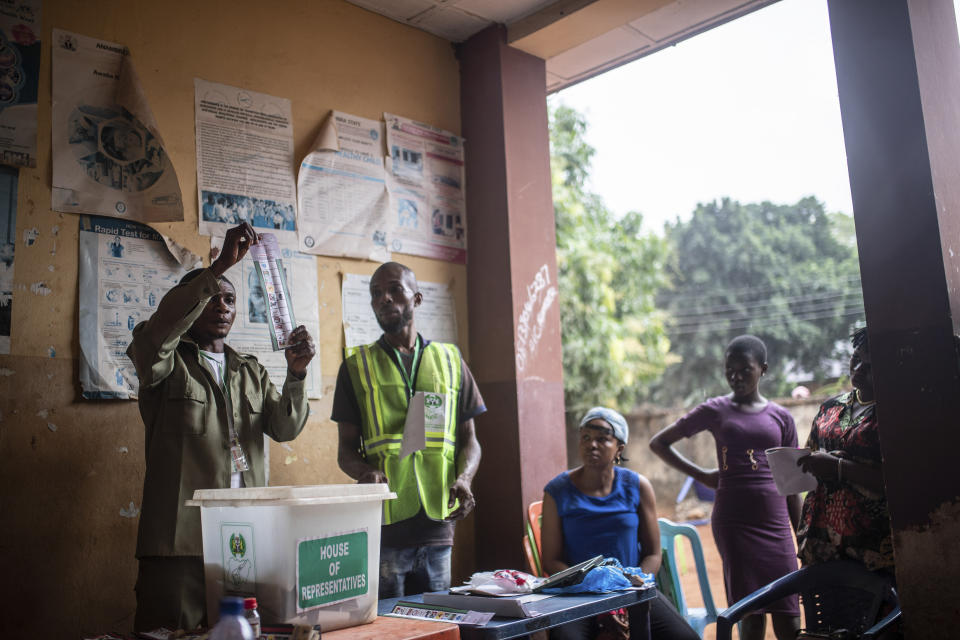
xmin=209 ymin=596 xmax=254 ymax=640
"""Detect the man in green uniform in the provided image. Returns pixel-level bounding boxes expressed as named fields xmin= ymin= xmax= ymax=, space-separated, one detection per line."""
xmin=127 ymin=223 xmax=316 ymax=630
xmin=333 ymin=262 xmax=484 ymax=598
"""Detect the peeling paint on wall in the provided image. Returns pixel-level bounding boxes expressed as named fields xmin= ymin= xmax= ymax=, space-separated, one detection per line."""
xmin=893 ymin=498 xmax=960 ymax=634
xmin=119 ymin=446 xmax=128 ymax=454
xmin=119 ymin=501 xmax=140 ymax=518
xmin=0 ymin=368 xmax=14 ymax=376
xmin=22 ymin=227 xmax=38 ymax=246
xmin=36 ymin=409 xmax=48 ymax=419
xmin=47 ymin=346 xmax=55 ymax=358
xmin=284 ymin=454 xmax=297 ymax=465
xmin=47 ymin=423 xmax=57 ymax=432
xmin=30 ymin=282 xmax=51 ymax=296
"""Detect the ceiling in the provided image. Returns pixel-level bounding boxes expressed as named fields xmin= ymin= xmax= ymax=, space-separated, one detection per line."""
xmin=346 ymin=0 xmax=778 ymax=93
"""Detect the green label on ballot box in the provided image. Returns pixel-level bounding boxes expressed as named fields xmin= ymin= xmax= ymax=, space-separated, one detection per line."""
xmin=297 ymin=530 xmax=368 ymax=611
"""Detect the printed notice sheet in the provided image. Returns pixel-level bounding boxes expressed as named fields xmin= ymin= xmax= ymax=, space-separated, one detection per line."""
xmin=384 ymin=113 xmax=466 ymax=263
xmin=51 ymin=30 xmax=183 ymax=222
xmin=0 ymin=0 xmax=41 ymax=168
xmin=195 ymin=79 xmax=297 ymax=242
xmin=212 ymin=236 xmax=321 ymax=398
xmin=78 ymin=215 xmax=196 ymax=399
xmin=341 ymin=272 xmax=457 ymax=348
xmin=297 ymin=110 xmax=390 ymax=260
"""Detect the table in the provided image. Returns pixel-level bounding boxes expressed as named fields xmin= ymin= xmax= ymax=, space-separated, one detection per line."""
xmin=379 ymin=588 xmax=657 ymax=640
xmin=324 ymin=615 xmax=460 ymax=640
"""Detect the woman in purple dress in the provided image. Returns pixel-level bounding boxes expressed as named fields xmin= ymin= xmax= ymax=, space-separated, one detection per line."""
xmin=650 ymin=335 xmax=801 ymax=640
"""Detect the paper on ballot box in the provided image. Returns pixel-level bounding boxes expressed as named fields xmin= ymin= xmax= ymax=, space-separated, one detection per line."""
xmin=766 ymin=447 xmax=819 ymax=495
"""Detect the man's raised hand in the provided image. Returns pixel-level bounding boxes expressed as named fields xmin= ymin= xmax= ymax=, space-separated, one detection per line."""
xmin=211 ymin=223 xmax=258 ymax=277
xmin=285 ymin=325 xmax=316 ymax=379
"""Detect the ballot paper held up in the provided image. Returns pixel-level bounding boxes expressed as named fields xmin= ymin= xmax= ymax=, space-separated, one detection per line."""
xmin=248 ymin=233 xmax=296 ymax=350
xmin=766 ymin=447 xmax=819 ymax=496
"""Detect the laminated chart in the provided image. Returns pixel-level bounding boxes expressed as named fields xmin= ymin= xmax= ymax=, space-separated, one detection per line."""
xmin=249 ymin=233 xmax=296 ymax=350
xmin=77 ymin=215 xmax=195 ymax=398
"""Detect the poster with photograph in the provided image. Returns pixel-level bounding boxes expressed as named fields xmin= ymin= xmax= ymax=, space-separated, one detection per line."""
xmin=51 ymin=30 xmax=183 ymax=222
xmin=0 ymin=166 xmax=17 ymax=353
xmin=78 ymin=215 xmax=196 ymax=399
xmin=211 ymin=236 xmax=321 ymax=399
xmin=384 ymin=113 xmax=466 ymax=264
xmin=297 ymin=110 xmax=390 ymax=261
xmin=0 ymin=0 xmax=41 ymax=168
xmin=341 ymin=272 xmax=457 ymax=349
xmin=195 ymin=79 xmax=297 ymax=242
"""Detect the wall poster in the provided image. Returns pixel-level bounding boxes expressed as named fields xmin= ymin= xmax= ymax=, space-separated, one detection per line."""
xmin=384 ymin=113 xmax=467 ymax=264
xmin=51 ymin=30 xmax=183 ymax=222
xmin=195 ymin=79 xmax=297 ymax=243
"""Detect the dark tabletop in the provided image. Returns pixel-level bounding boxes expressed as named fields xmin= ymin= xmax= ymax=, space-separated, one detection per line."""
xmin=378 ymin=588 xmax=657 ymax=640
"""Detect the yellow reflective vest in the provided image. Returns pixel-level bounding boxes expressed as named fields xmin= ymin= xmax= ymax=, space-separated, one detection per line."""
xmin=345 ymin=339 xmax=462 ymax=524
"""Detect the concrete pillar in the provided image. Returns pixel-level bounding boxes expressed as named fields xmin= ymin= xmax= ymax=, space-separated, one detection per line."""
xmin=458 ymin=25 xmax=567 ymax=571
xmin=828 ymin=0 xmax=960 ymax=634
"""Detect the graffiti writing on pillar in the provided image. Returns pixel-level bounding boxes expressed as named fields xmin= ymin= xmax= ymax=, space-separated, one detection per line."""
xmin=516 ymin=264 xmax=557 ymax=372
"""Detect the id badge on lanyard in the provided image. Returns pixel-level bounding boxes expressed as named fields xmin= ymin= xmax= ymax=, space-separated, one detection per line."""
xmin=422 ymin=391 xmax=448 ymax=435
xmin=396 ymin=339 xmax=448 ymax=457
xmin=401 ymin=391 xmax=448 ymax=458
xmin=204 ymin=352 xmax=250 ymax=474
xmin=230 ymin=438 xmax=249 ymax=473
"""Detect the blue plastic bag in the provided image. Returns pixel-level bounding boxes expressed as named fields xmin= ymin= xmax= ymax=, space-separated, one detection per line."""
xmin=541 ymin=558 xmax=654 ymax=594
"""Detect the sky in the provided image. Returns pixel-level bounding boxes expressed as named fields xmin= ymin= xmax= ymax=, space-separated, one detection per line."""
xmin=553 ymin=0 xmax=960 ymax=232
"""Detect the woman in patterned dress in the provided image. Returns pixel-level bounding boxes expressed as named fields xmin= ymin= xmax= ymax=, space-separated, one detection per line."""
xmin=796 ymin=327 xmax=894 ymax=574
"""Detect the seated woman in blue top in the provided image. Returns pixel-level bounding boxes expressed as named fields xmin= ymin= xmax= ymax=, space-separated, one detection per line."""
xmin=541 ymin=407 xmax=698 ymax=640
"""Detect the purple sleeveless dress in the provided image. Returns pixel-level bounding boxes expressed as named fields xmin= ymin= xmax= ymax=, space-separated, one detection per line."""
xmin=673 ymin=396 xmax=800 ymax=615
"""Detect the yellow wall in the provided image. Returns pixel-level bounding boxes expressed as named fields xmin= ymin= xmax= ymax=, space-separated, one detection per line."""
xmin=1 ymin=1 xmax=467 ymax=636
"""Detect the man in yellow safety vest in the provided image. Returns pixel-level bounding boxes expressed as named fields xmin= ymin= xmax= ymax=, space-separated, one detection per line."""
xmin=333 ymin=262 xmax=484 ymax=598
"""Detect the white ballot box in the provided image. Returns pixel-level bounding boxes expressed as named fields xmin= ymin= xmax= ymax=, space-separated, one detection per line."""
xmin=187 ymin=484 xmax=395 ymax=631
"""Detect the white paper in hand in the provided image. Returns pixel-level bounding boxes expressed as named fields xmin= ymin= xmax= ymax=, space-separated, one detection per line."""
xmin=766 ymin=447 xmax=819 ymax=495
xmin=399 ymin=391 xmax=427 ymax=459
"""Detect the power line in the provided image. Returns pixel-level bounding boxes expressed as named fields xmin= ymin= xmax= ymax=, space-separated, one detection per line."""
xmin=669 ymin=301 xmax=865 ymax=330
xmin=667 ymin=298 xmax=864 ymax=327
xmin=667 ymin=289 xmax=863 ymax=319
xmin=669 ymin=305 xmax=865 ymax=335
xmin=657 ymin=274 xmax=863 ymax=304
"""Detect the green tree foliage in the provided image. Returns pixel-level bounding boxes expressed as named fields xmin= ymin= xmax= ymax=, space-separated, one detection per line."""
xmin=550 ymin=103 xmax=675 ymax=414
xmin=655 ymin=197 xmax=864 ymax=404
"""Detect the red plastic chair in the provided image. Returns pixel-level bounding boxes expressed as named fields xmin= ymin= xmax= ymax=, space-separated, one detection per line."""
xmin=522 ymin=500 xmax=544 ymax=577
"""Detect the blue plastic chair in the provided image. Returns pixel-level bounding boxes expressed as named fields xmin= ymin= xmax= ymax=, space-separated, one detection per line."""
xmin=657 ymin=518 xmax=718 ymax=637
xmin=715 ymin=561 xmax=900 ymax=640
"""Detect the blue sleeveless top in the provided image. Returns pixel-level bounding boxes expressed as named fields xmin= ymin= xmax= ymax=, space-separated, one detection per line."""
xmin=544 ymin=466 xmax=641 ymax=567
